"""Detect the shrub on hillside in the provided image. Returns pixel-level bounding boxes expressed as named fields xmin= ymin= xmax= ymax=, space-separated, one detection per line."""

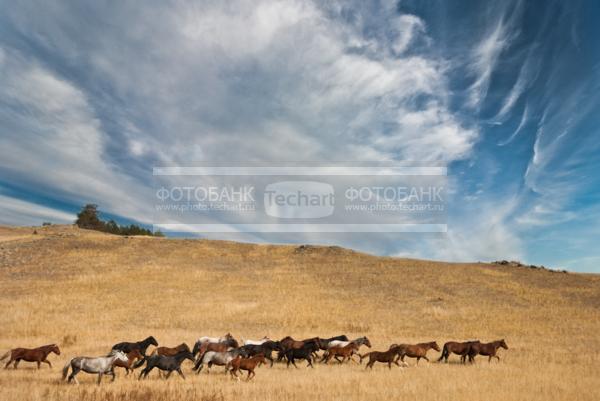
xmin=75 ymin=204 xmax=162 ymax=237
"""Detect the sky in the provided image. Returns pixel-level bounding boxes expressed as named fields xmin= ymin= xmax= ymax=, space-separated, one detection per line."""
xmin=1 ymin=0 xmax=599 ymax=272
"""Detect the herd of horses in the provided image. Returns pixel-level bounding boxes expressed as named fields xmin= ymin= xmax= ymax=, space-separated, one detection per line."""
xmin=0 ymin=334 xmax=508 ymax=384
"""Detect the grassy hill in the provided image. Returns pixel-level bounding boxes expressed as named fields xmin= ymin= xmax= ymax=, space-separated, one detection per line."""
xmin=0 ymin=224 xmax=598 ymax=401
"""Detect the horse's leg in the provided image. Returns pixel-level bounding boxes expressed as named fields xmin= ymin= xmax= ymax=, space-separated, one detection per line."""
xmin=423 ymin=356 xmax=429 ymax=363
xmin=488 ymin=356 xmax=492 ymax=363
xmin=495 ymin=355 xmax=500 ymax=362
xmin=97 ymin=372 xmax=103 ymax=385
xmin=70 ymin=368 xmax=80 ymax=385
xmin=177 ymin=367 xmax=186 ymax=380
xmin=4 ymin=357 xmax=13 ymax=369
xmin=248 ymin=370 xmax=255 ymax=381
xmin=416 ymin=357 xmax=420 ymax=365
xmin=43 ymin=359 xmax=52 ymax=368
xmin=13 ymin=359 xmax=20 ymax=369
xmin=37 ymin=361 xmax=41 ymax=369
xmin=388 ymin=361 xmax=392 ymax=370
xmin=165 ymin=370 xmax=173 ymax=380
xmin=307 ymin=356 xmax=313 ymax=368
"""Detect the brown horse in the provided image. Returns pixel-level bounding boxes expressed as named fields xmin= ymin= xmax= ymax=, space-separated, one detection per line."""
xmin=151 ymin=343 xmax=190 ymax=357
xmin=194 ymin=342 xmax=232 ymax=361
xmin=112 ymin=349 xmax=144 ymax=375
xmin=1 ymin=344 xmax=60 ymax=369
xmin=438 ymin=340 xmax=480 ymax=363
xmin=394 ymin=342 xmax=440 ymax=365
xmin=324 ymin=343 xmax=359 ymax=364
xmin=280 ymin=336 xmax=321 ymax=351
xmin=360 ymin=346 xmax=407 ymax=370
xmin=465 ymin=339 xmax=508 ymax=363
xmin=228 ymin=354 xmax=266 ymax=381
xmin=278 ymin=336 xmax=321 ymax=361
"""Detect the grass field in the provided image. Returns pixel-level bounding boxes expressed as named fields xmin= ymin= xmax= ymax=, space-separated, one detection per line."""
xmin=0 ymin=224 xmax=599 ymax=401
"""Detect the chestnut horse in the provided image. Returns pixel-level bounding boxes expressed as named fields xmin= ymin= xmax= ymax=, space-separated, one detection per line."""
xmin=464 ymin=339 xmax=508 ymax=363
xmin=323 ymin=343 xmax=359 ymax=364
xmin=1 ymin=344 xmax=60 ymax=369
xmin=228 ymin=354 xmax=267 ymax=381
xmin=151 ymin=343 xmax=190 ymax=357
xmin=193 ymin=341 xmax=234 ymax=362
xmin=360 ymin=346 xmax=407 ymax=370
xmin=394 ymin=342 xmax=440 ymax=365
xmin=438 ymin=340 xmax=480 ymax=363
xmin=111 ymin=349 xmax=144 ymax=375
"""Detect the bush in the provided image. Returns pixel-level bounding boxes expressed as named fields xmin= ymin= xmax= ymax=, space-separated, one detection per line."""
xmin=75 ymin=204 xmax=161 ymax=237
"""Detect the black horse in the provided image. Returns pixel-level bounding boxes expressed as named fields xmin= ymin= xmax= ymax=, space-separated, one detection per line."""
xmin=138 ymin=351 xmax=194 ymax=380
xmin=317 ymin=335 xmax=349 ymax=350
xmin=284 ymin=342 xmax=320 ymax=368
xmin=112 ymin=336 xmax=158 ymax=356
xmin=239 ymin=341 xmax=281 ymax=367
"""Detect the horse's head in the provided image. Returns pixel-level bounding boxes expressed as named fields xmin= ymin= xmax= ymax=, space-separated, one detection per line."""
xmin=224 ymin=332 xmax=233 ymax=340
xmin=180 ymin=351 xmax=195 ymax=363
xmin=256 ymin=353 xmax=267 ymax=365
xmin=236 ymin=347 xmax=249 ymax=358
xmin=180 ymin=343 xmax=191 ymax=353
xmin=192 ymin=341 xmax=202 ymax=357
xmin=227 ymin=337 xmax=239 ymax=348
xmin=499 ymin=339 xmax=508 ymax=349
xmin=145 ymin=336 xmax=158 ymax=346
xmin=363 ymin=337 xmax=372 ymax=348
xmin=51 ymin=344 xmax=61 ymax=355
xmin=431 ymin=342 xmax=441 ymax=352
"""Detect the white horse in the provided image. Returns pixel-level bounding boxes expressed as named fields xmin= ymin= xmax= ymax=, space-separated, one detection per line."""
xmin=194 ymin=349 xmax=247 ymax=374
xmin=196 ymin=333 xmax=234 ymax=345
xmin=62 ymin=350 xmax=128 ymax=384
xmin=242 ymin=336 xmax=271 ymax=346
xmin=327 ymin=336 xmax=371 ymax=349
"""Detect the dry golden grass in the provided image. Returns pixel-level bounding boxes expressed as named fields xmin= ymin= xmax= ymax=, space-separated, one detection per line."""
xmin=0 ymin=224 xmax=599 ymax=401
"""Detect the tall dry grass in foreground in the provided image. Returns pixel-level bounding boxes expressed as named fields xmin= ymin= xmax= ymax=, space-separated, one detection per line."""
xmin=0 ymin=225 xmax=599 ymax=401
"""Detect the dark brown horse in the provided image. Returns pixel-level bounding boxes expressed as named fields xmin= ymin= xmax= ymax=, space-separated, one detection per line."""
xmin=278 ymin=336 xmax=321 ymax=361
xmin=151 ymin=343 xmax=190 ymax=357
xmin=1 ymin=344 xmax=60 ymax=369
xmin=438 ymin=340 xmax=480 ymax=363
xmin=465 ymin=339 xmax=508 ymax=363
xmin=394 ymin=341 xmax=440 ymax=365
xmin=111 ymin=349 xmax=144 ymax=375
xmin=360 ymin=346 xmax=407 ymax=370
xmin=228 ymin=354 xmax=267 ymax=381
xmin=112 ymin=336 xmax=158 ymax=356
xmin=324 ymin=343 xmax=359 ymax=364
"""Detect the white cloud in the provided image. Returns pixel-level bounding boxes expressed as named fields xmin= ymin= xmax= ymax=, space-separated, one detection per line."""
xmin=0 ymin=195 xmax=75 ymax=226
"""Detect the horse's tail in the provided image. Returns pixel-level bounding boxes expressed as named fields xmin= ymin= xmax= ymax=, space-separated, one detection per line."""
xmin=62 ymin=359 xmax=73 ymax=380
xmin=0 ymin=350 xmax=10 ymax=362
xmin=437 ymin=345 xmax=448 ymax=362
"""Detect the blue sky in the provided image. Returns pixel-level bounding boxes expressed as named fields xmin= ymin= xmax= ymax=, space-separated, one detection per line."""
xmin=1 ymin=1 xmax=599 ymax=272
